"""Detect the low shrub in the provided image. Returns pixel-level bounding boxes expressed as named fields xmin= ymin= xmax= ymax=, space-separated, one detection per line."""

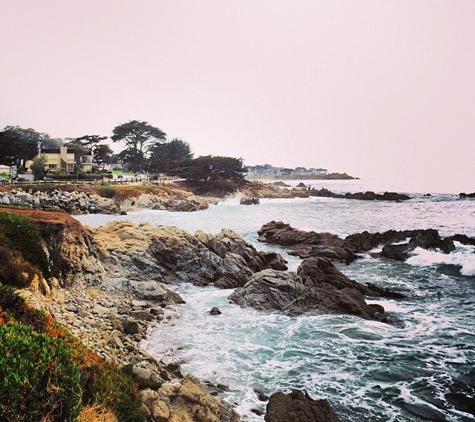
xmin=0 ymin=322 xmax=82 ymax=421
xmin=0 ymin=212 xmax=51 ymax=278
xmin=97 ymin=185 xmax=116 ymax=198
xmin=82 ymin=362 xmax=145 ymax=422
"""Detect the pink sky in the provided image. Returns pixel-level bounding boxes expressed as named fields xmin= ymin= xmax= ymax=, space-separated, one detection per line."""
xmin=1 ymin=1 xmax=474 ymax=193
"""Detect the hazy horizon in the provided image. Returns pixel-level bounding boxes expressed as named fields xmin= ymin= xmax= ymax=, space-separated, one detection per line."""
xmin=1 ymin=1 xmax=474 ymax=194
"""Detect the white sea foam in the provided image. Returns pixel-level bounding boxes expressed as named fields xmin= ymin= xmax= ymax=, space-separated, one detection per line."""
xmin=406 ymin=243 xmax=475 ymax=276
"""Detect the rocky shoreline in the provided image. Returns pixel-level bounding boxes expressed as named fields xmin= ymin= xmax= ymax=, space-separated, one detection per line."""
xmin=1 ymin=182 xmax=446 ymax=421
xmin=0 ymin=184 xmax=219 ymax=215
xmin=21 ymin=278 xmax=242 ymax=421
xmin=0 ymin=181 xmax=414 ymax=220
xmin=6 ymin=206 xmax=345 ymax=421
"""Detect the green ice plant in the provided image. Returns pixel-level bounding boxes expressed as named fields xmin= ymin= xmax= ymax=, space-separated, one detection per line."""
xmin=0 ymin=284 xmax=145 ymax=422
xmin=0 ymin=322 xmax=82 ymax=421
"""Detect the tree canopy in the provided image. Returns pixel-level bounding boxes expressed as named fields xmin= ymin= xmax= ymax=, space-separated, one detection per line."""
xmin=30 ymin=155 xmax=47 ymax=180
xmin=65 ymin=135 xmax=107 ymax=153
xmin=93 ymin=144 xmax=113 ymax=171
xmin=0 ymin=127 xmax=40 ymax=168
xmin=148 ymin=138 xmax=193 ymax=175
xmin=178 ymin=155 xmax=247 ymax=186
xmin=111 ymin=120 xmax=166 ymax=172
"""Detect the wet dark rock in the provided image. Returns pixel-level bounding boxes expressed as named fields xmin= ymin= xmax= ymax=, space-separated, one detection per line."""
xmin=209 ymin=307 xmax=222 ymax=315
xmin=259 ymin=221 xmax=456 ymax=263
xmin=258 ymin=221 xmax=357 ymax=264
xmin=260 ymin=251 xmax=288 ymax=270
xmin=445 ymin=369 xmax=475 ymax=416
xmin=459 ymin=192 xmax=475 ymax=198
xmin=310 ymin=188 xmax=410 ymax=201
xmin=229 ymin=257 xmax=396 ymax=319
xmin=449 ymin=234 xmax=475 ymax=246
xmin=380 ymin=243 xmax=412 ymax=261
xmin=240 ymin=196 xmax=260 ymax=205
xmin=255 ymin=389 xmax=270 ymax=402
xmin=264 ymin=390 xmax=341 ymax=422
xmin=122 ymin=319 xmax=139 ymax=335
xmin=251 ymin=408 xmax=264 ymax=416
xmin=347 ymin=191 xmax=410 ymax=201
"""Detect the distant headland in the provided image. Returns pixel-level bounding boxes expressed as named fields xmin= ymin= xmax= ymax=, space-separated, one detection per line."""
xmin=245 ymin=164 xmax=357 ymax=180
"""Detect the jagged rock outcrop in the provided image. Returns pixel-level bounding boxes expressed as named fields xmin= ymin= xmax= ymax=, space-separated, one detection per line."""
xmin=92 ymin=222 xmax=286 ymax=288
xmin=118 ymin=192 xmax=219 ymax=213
xmin=229 ymin=257 xmax=401 ymax=319
xmin=306 ymin=188 xmax=410 ymax=201
xmin=265 ymin=390 xmax=340 ymax=422
xmin=258 ymin=221 xmax=457 ymax=263
xmin=448 ymin=234 xmax=475 ymax=246
xmin=258 ymin=221 xmax=358 ymax=264
xmin=346 ymin=228 xmax=455 ymax=260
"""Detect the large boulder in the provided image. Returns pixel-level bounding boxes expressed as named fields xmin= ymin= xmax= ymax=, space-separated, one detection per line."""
xmin=265 ymin=391 xmax=340 ymax=422
xmin=229 ymin=258 xmax=392 ymax=319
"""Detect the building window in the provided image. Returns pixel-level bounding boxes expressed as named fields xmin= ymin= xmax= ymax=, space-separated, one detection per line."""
xmin=48 ymin=164 xmax=57 ymax=169
xmin=67 ymin=164 xmax=75 ymax=172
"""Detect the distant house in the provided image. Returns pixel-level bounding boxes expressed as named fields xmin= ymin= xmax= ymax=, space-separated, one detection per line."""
xmin=315 ymin=168 xmax=328 ymax=175
xmin=280 ymin=168 xmax=294 ymax=175
xmin=0 ymin=165 xmax=11 ymax=175
xmin=79 ymin=151 xmax=93 ymax=173
xmin=40 ymin=146 xmax=93 ymax=173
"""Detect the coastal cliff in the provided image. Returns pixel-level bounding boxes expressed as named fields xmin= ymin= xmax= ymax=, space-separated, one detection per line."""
xmin=0 ymin=207 xmax=241 ymax=421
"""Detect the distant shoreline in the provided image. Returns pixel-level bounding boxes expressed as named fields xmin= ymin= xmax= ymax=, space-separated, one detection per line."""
xmin=246 ymin=172 xmax=357 ymax=181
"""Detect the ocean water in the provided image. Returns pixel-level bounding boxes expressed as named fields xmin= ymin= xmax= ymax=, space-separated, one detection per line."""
xmin=76 ymin=179 xmax=475 ymax=421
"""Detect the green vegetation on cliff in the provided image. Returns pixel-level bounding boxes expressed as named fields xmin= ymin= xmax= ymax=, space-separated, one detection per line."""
xmin=0 ymin=209 xmax=146 ymax=421
xmin=0 ymin=211 xmax=51 ymax=285
xmin=0 ymin=284 xmax=145 ymax=421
